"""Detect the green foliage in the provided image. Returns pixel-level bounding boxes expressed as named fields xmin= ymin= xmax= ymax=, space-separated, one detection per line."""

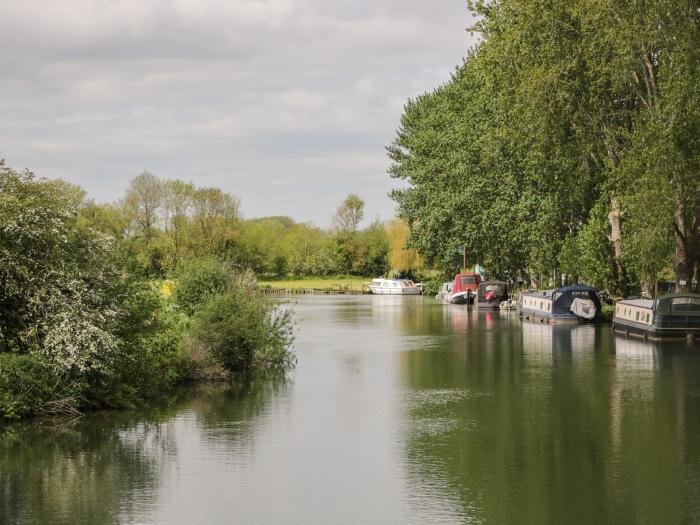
xmin=0 ymin=354 xmax=57 ymax=419
xmin=389 ymin=0 xmax=700 ymax=293
xmin=174 ymin=257 xmax=229 ymax=315
xmin=190 ymin=269 xmax=296 ymax=373
xmin=559 ymin=200 xmax=618 ymax=292
xmin=0 ymin=164 xmax=297 ymax=420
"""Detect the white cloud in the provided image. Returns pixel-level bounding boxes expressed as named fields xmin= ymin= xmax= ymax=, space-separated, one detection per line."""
xmin=0 ymin=0 xmax=475 ymax=227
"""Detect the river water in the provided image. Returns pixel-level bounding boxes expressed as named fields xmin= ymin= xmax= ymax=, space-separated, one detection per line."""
xmin=3 ymin=295 xmax=700 ymax=524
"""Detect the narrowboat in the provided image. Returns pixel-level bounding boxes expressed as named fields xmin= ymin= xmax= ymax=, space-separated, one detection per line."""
xmin=518 ymin=285 xmax=603 ymax=323
xmin=450 ymin=273 xmax=481 ymax=305
xmin=476 ymin=281 xmax=509 ymax=309
xmin=369 ymin=278 xmax=422 ymax=295
xmin=613 ymin=293 xmax=700 ymax=340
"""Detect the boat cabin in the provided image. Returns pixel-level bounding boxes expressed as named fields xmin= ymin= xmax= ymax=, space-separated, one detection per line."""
xmin=519 ymin=285 xmax=603 ymax=323
xmin=614 ymin=293 xmax=700 ymax=339
xmin=369 ymin=278 xmax=422 ymax=295
xmin=450 ymin=273 xmax=481 ymax=305
xmin=476 ymin=281 xmax=509 ymax=309
xmin=452 ymin=273 xmax=481 ymax=294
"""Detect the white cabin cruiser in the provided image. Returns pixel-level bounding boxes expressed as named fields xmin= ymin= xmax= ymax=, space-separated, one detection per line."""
xmin=369 ymin=279 xmax=422 ymax=295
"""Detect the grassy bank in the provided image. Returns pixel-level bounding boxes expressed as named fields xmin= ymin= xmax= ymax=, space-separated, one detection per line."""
xmin=258 ymin=276 xmax=369 ymax=291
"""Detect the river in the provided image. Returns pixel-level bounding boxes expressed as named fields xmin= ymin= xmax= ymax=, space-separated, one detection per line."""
xmin=2 ymin=295 xmax=700 ymax=524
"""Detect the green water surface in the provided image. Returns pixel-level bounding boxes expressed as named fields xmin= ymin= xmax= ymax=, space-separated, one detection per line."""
xmin=2 ymin=295 xmax=700 ymax=524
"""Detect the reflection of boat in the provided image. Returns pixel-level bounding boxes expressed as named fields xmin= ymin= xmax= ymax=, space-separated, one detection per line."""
xmin=369 ymin=278 xmax=422 ymax=295
xmin=521 ymin=322 xmax=597 ymax=361
xmin=476 ymin=281 xmax=509 ymax=309
xmin=613 ymin=336 xmax=661 ymax=370
xmin=518 ymin=285 xmax=603 ymax=323
xmin=613 ymin=293 xmax=700 ymax=340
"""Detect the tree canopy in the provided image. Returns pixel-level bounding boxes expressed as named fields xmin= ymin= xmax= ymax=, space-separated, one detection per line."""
xmin=389 ymin=0 xmax=700 ymax=295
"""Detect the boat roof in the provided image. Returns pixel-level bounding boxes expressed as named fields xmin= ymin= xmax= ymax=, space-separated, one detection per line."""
xmin=618 ymin=293 xmax=700 ymax=308
xmin=617 ymin=298 xmax=654 ymax=308
xmin=522 ymin=284 xmax=598 ymax=297
xmin=556 ymin=284 xmax=599 ymax=293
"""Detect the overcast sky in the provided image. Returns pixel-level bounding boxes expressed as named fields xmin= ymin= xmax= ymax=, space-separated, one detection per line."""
xmin=1 ymin=0 xmax=475 ymax=227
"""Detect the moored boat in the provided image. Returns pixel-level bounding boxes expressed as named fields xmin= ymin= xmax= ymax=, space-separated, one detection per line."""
xmin=450 ymin=272 xmax=481 ymax=305
xmin=476 ymin=280 xmax=509 ymax=309
xmin=518 ymin=285 xmax=603 ymax=323
xmin=499 ymin=299 xmax=517 ymax=311
xmin=369 ymin=278 xmax=422 ymax=295
xmin=613 ymin=293 xmax=700 ymax=340
xmin=435 ymin=282 xmax=453 ymax=303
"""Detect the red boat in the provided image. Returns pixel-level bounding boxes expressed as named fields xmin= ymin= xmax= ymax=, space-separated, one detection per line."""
xmin=449 ymin=273 xmax=481 ymax=304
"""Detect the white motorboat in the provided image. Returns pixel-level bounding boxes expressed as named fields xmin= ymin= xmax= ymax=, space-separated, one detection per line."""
xmin=369 ymin=278 xmax=422 ymax=295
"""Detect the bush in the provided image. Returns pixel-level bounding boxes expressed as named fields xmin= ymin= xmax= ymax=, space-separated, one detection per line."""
xmin=192 ymin=273 xmax=295 ymax=373
xmin=0 ymin=354 xmax=58 ymax=419
xmin=420 ymin=278 xmax=442 ymax=297
xmin=174 ymin=257 xmax=229 ymax=315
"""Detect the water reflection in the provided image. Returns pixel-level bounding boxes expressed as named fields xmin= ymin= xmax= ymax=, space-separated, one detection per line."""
xmin=400 ymin=314 xmax=700 ymax=524
xmin=0 ymin=374 xmax=289 ymax=525
xmin=3 ymin=297 xmax=700 ymax=525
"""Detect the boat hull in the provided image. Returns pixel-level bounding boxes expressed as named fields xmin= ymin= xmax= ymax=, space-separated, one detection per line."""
xmin=613 ymin=317 xmax=700 ymax=340
xmin=369 ymin=286 xmax=421 ymax=295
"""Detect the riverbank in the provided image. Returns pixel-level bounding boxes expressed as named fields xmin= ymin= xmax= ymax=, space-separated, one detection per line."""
xmin=258 ymin=276 xmax=369 ymax=293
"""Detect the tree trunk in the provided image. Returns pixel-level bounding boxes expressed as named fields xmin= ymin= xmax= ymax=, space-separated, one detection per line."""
xmin=673 ymin=200 xmax=698 ymax=293
xmin=674 ymin=239 xmax=693 ymax=293
xmin=607 ymin=195 xmax=627 ymax=296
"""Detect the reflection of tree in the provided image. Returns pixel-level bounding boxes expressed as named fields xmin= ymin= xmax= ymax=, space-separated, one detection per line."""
xmin=399 ymin=323 xmax=700 ymax=524
xmin=0 ymin=373 xmax=290 ymax=525
xmin=192 ymin=371 xmax=290 ymax=445
xmin=0 ymin=408 xmax=175 ymax=524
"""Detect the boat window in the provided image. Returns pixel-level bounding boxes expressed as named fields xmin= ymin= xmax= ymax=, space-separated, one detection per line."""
xmin=646 ymin=313 xmax=650 ymax=323
xmin=539 ymin=301 xmax=543 ymax=310
xmin=382 ymin=282 xmax=388 ymax=287
xmin=635 ymin=311 xmax=640 ymax=321
xmin=671 ymin=296 xmax=700 ymax=312
xmin=461 ymin=276 xmax=478 ymax=285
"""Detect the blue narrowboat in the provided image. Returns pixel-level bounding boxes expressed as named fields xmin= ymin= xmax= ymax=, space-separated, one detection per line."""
xmin=518 ymin=285 xmax=603 ymax=323
xmin=613 ymin=293 xmax=700 ymax=340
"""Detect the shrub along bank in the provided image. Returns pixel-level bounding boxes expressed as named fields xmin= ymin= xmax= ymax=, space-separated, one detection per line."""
xmin=0 ymin=164 xmax=295 ymax=420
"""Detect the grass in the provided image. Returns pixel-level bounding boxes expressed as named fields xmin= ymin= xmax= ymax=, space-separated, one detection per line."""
xmin=257 ymin=276 xmax=369 ymax=290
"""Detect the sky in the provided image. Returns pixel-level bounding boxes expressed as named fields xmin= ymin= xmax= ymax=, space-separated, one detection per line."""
xmin=0 ymin=0 xmax=476 ymax=228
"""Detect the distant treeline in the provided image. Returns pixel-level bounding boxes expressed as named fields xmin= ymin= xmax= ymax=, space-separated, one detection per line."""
xmin=84 ymin=171 xmax=423 ymax=278
xmin=389 ymin=0 xmax=700 ymax=297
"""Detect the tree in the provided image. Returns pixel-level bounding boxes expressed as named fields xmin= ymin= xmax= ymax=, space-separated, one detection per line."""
xmin=389 ymin=0 xmax=700 ymax=293
xmin=163 ymin=179 xmax=194 ymax=266
xmin=0 ymin=163 xmax=123 ymax=376
xmin=192 ymin=187 xmax=240 ymax=253
xmin=386 ymin=219 xmax=424 ymax=275
xmin=331 ymin=193 xmax=364 ymax=234
xmin=283 ymin=223 xmax=335 ymax=276
xmin=123 ymin=171 xmax=162 ymax=242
